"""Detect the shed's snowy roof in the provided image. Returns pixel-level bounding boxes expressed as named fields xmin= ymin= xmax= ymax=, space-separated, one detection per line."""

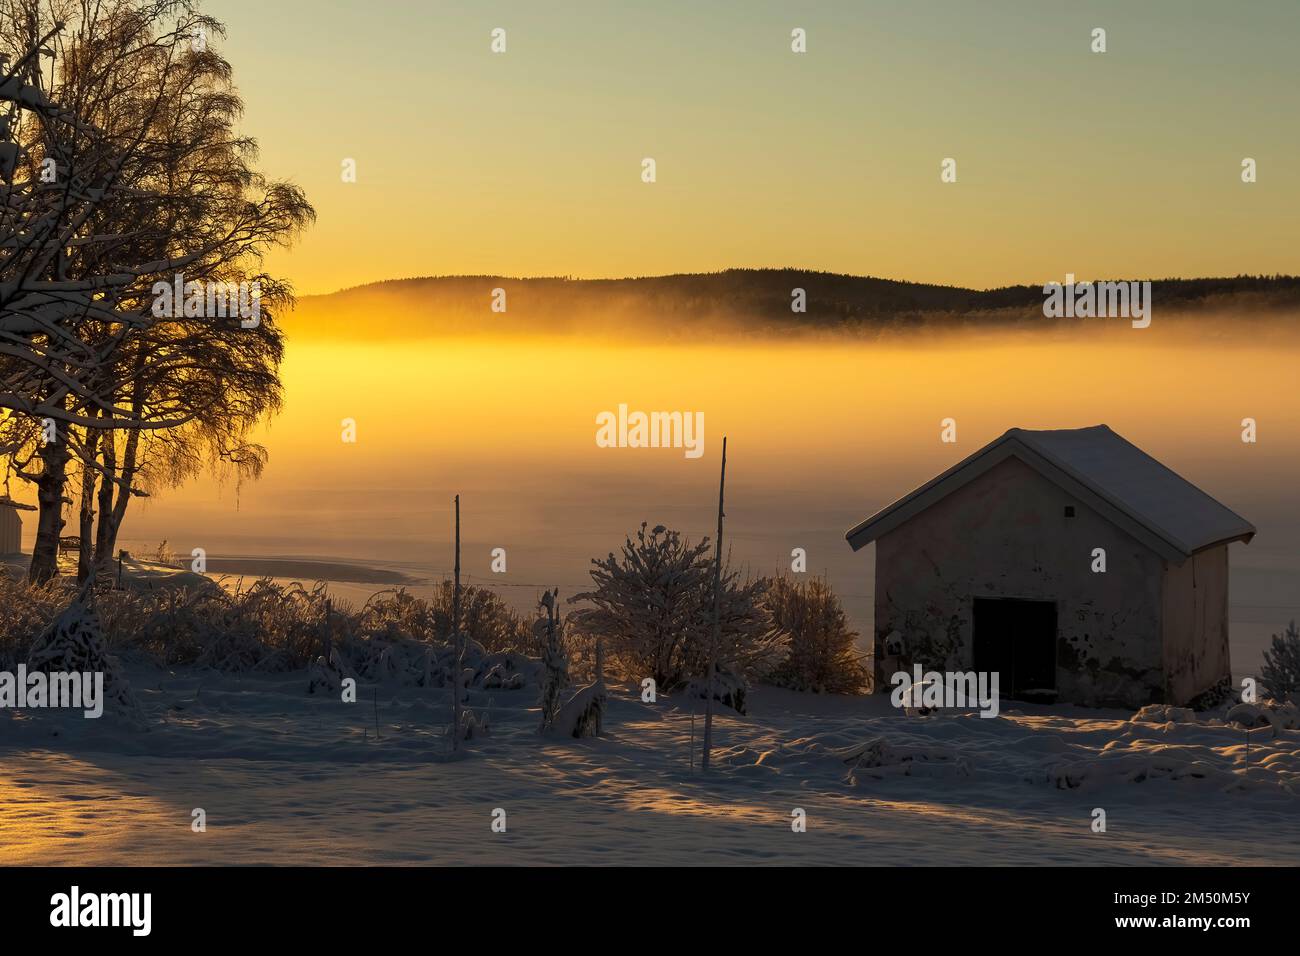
xmin=845 ymin=425 xmax=1255 ymax=561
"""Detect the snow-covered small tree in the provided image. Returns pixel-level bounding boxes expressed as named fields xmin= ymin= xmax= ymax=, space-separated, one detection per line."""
xmin=681 ymin=565 xmax=786 ymax=695
xmin=536 ymin=588 xmax=568 ymax=733
xmin=765 ymin=575 xmax=869 ymax=694
xmin=569 ymin=524 xmax=711 ymax=688
xmin=1261 ymin=620 xmax=1300 ymax=701
xmin=569 ymin=523 xmax=785 ymax=700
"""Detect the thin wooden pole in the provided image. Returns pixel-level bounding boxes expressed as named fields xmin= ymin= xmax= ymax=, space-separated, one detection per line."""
xmin=701 ymin=435 xmax=727 ymax=772
xmin=690 ymin=700 xmax=695 ymax=770
xmin=451 ymin=494 xmax=462 ymax=751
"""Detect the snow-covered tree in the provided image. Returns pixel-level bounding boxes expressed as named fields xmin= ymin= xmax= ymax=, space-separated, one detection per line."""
xmin=1261 ymin=620 xmax=1300 ymax=701
xmin=569 ymin=524 xmax=709 ymax=688
xmin=569 ymin=523 xmax=785 ymax=691
xmin=765 ymin=575 xmax=869 ymax=694
xmin=536 ymin=588 xmax=568 ymax=733
xmin=0 ymin=1 xmax=312 ymax=581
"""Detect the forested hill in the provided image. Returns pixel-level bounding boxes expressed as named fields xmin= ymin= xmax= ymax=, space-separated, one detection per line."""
xmin=289 ymin=269 xmax=1300 ymax=338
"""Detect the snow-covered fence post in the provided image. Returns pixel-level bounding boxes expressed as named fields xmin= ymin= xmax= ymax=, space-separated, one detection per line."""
xmin=701 ymin=435 xmax=727 ymax=772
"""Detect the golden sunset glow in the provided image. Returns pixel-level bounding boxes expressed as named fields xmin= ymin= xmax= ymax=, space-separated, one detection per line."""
xmin=3 ymin=0 xmax=1299 ymax=882
xmin=218 ymin=0 xmax=1300 ymax=295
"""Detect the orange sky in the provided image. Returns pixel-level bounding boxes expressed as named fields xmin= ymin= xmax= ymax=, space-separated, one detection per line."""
xmin=217 ymin=0 xmax=1299 ymax=295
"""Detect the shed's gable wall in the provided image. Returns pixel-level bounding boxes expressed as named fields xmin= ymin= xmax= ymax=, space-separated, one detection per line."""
xmin=0 ymin=507 xmax=20 ymax=556
xmin=1161 ymin=546 xmax=1231 ymax=706
xmin=874 ymin=455 xmax=1166 ymax=707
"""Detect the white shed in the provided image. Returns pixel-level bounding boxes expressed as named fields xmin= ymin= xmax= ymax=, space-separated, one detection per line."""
xmin=845 ymin=426 xmax=1255 ymax=708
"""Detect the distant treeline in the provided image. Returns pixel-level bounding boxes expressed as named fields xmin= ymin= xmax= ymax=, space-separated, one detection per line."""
xmin=295 ymin=269 xmax=1300 ymax=337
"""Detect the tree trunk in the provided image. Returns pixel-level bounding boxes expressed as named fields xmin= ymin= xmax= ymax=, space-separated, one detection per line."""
xmin=104 ymin=426 xmax=141 ymax=556
xmin=77 ymin=425 xmax=101 ymax=583
xmin=94 ymin=430 xmax=117 ymax=563
xmin=95 ymin=426 xmax=140 ymax=564
xmin=29 ymin=427 xmax=70 ymax=584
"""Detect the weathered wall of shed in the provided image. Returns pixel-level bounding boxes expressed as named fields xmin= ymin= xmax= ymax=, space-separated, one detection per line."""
xmin=1161 ymin=545 xmax=1231 ymax=706
xmin=872 ymin=456 xmax=1165 ymax=707
xmin=0 ymin=507 xmax=20 ymax=556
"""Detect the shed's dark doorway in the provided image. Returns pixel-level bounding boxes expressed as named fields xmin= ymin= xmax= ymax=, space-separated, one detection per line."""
xmin=972 ymin=597 xmax=1057 ymax=701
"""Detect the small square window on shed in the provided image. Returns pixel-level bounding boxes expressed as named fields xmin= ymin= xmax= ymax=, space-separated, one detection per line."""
xmin=1064 ymin=505 xmax=1075 ymax=517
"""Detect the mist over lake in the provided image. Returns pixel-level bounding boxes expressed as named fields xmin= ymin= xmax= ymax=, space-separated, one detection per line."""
xmin=86 ymin=303 xmax=1300 ymax=681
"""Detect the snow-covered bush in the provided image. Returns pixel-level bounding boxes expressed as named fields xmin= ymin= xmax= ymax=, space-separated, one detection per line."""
xmin=0 ymin=573 xmax=68 ymax=668
xmin=26 ymin=590 xmax=140 ymax=719
xmin=552 ymin=678 xmax=606 ymax=738
xmin=764 ymin=575 xmax=869 ymax=694
xmin=1261 ymin=620 xmax=1300 ymax=701
xmin=3 ymin=572 xmax=549 ymax=685
xmin=98 ymin=578 xmax=328 ymax=670
xmin=569 ymin=524 xmax=709 ymax=687
xmin=426 ymin=581 xmax=534 ymax=655
xmin=686 ymin=666 xmax=749 ymax=714
xmin=151 ymin=541 xmax=178 ymax=567
xmin=551 ymin=639 xmax=607 ymax=738
xmin=569 ymin=523 xmax=786 ymax=691
xmin=536 ymin=589 xmax=569 ymax=733
xmin=1225 ymin=698 xmax=1299 ymax=733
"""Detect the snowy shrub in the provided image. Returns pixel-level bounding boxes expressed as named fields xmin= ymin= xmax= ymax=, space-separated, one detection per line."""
xmin=151 ymin=540 xmax=178 ymax=567
xmin=536 ymin=589 xmax=569 ymax=733
xmin=686 ymin=667 xmax=748 ymax=714
xmin=2 ymin=572 xmax=547 ymax=683
xmin=763 ymin=575 xmax=868 ymax=694
xmin=106 ymin=579 xmax=329 ymax=670
xmin=1225 ymin=699 xmax=1299 ymax=734
xmin=425 ymin=581 xmax=534 ymax=655
xmin=346 ymin=584 xmax=532 ymax=654
xmin=26 ymin=591 xmax=141 ymax=719
xmin=680 ymin=573 xmax=787 ymax=691
xmin=552 ymin=679 xmax=606 ymax=738
xmin=569 ymin=523 xmax=786 ymax=690
xmin=551 ymin=639 xmax=607 ymax=738
xmin=569 ymin=524 xmax=709 ymax=687
xmin=0 ymin=574 xmax=69 ymax=668
xmin=336 ymin=628 xmax=538 ymax=690
xmin=308 ymin=647 xmax=356 ymax=695
xmin=1261 ymin=620 xmax=1300 ymax=701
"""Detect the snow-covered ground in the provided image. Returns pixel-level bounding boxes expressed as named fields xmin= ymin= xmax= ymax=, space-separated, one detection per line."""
xmin=2 ymin=670 xmax=1297 ymax=866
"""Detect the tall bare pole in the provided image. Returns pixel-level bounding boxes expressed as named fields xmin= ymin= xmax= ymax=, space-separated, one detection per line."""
xmin=701 ymin=436 xmax=727 ymax=772
xmin=451 ymin=494 xmax=462 ymax=751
